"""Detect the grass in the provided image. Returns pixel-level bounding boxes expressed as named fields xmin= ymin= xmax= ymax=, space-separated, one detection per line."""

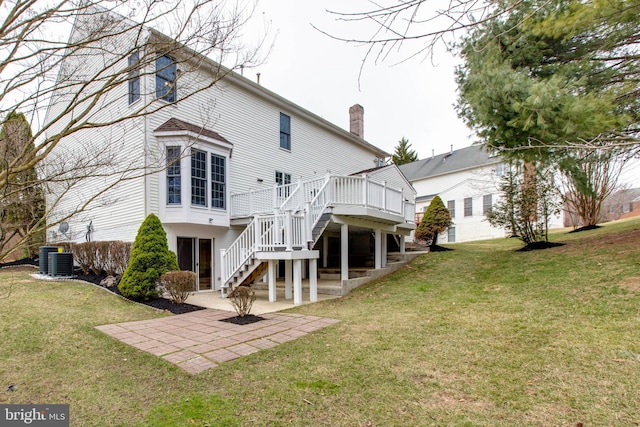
xmin=1 ymin=218 xmax=639 ymax=426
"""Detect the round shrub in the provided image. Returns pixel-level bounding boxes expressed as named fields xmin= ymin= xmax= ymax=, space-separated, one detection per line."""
xmin=118 ymin=214 xmax=178 ymax=300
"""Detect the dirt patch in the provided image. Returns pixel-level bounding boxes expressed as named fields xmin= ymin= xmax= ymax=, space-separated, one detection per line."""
xmin=618 ymin=277 xmax=640 ymax=293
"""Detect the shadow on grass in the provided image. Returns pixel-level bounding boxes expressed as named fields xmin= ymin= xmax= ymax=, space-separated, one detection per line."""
xmin=568 ymin=224 xmax=602 ymax=233
xmin=517 ymin=241 xmax=565 ymax=252
xmin=429 ymin=245 xmax=454 ymax=252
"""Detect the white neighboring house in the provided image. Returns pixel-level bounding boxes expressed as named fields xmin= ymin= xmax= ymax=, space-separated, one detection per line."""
xmin=399 ymin=145 xmax=564 ymax=243
xmin=43 ymin=12 xmax=416 ymax=304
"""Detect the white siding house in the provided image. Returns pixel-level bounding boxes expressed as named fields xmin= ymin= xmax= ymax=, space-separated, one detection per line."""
xmin=399 ymin=145 xmax=563 ymax=243
xmin=44 ymin=12 xmax=416 ymax=303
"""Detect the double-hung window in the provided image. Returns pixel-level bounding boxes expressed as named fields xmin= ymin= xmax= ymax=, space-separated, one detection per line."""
xmin=447 ymin=200 xmax=455 ymax=218
xmin=210 ymin=154 xmax=226 ymax=209
xmin=464 ymin=197 xmax=473 ymax=217
xmin=156 ymin=55 xmax=176 ymax=102
xmin=447 ymin=226 xmax=456 ymax=243
xmin=191 ymin=149 xmax=207 ymax=206
xmin=280 ymin=113 xmax=291 ymax=150
xmin=483 ymin=194 xmax=493 ymax=215
xmin=128 ymin=52 xmax=140 ymax=104
xmin=166 ymin=147 xmax=181 ymax=204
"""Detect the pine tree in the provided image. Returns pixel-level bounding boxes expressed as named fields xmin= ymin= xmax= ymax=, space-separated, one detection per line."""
xmin=392 ymin=137 xmax=418 ymax=165
xmin=118 ymin=214 xmax=178 ymax=300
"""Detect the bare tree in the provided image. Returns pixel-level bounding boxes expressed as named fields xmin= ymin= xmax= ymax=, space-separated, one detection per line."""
xmin=0 ymin=0 xmax=268 ymax=260
xmin=559 ymin=149 xmax=627 ymax=228
xmin=316 ymin=0 xmax=522 ymax=68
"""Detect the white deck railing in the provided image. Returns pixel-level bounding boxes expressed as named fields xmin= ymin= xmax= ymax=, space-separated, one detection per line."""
xmin=231 ymin=174 xmax=414 ymax=220
xmin=222 ymin=173 xmax=415 ymax=289
xmin=220 ymin=211 xmax=308 ymax=287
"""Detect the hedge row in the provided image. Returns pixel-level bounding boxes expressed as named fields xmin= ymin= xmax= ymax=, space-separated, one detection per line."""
xmin=70 ymin=241 xmax=132 ymax=276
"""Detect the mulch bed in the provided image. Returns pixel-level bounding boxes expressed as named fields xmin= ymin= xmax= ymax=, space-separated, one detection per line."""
xmin=219 ymin=314 xmax=266 ymax=325
xmin=73 ymin=271 xmax=205 ymax=315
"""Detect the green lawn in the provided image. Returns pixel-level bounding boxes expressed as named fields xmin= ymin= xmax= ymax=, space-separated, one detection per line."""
xmin=1 ymin=218 xmax=639 ymax=426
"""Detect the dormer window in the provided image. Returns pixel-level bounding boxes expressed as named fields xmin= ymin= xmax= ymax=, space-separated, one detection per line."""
xmin=156 ymin=55 xmax=176 ymax=102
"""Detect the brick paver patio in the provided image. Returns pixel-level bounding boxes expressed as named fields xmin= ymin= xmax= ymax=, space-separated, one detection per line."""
xmin=96 ymin=309 xmax=340 ymax=374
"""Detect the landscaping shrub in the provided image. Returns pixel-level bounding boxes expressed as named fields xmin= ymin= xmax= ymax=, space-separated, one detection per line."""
xmin=102 ymin=241 xmax=131 ymax=276
xmin=229 ymin=285 xmax=256 ymax=317
xmin=415 ymin=195 xmax=452 ymax=249
xmin=160 ymin=271 xmax=196 ymax=304
xmin=92 ymin=241 xmax=110 ymax=276
xmin=110 ymin=241 xmax=132 ymax=276
xmin=70 ymin=241 xmax=132 ymax=276
xmin=118 ymin=214 xmax=178 ymax=300
xmin=71 ymin=242 xmax=93 ymax=275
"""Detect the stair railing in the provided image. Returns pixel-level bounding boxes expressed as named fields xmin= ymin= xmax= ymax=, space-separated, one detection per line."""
xmin=304 ymin=175 xmax=334 ymax=246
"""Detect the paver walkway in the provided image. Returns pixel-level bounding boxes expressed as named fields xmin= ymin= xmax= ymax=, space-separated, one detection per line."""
xmin=96 ymin=309 xmax=340 ymax=374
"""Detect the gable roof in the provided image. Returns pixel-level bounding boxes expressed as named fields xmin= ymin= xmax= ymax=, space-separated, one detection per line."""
xmin=155 ymin=118 xmax=230 ymax=143
xmin=398 ymin=145 xmax=500 ymax=181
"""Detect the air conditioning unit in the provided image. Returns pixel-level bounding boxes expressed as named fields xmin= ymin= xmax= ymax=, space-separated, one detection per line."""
xmin=39 ymin=246 xmax=62 ymax=274
xmin=48 ymin=252 xmax=74 ymax=277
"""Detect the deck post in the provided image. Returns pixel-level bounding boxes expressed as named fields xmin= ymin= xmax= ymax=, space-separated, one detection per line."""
xmin=293 ymin=259 xmax=303 ymax=305
xmin=382 ymin=231 xmax=387 ymax=268
xmin=305 ymin=201 xmax=312 ymax=248
xmin=219 ymin=249 xmax=227 ymax=296
xmin=309 ymin=258 xmax=318 ymax=302
xmin=374 ymin=228 xmax=382 ymax=269
xmin=285 ymin=209 xmax=293 ymax=251
xmin=400 ymin=235 xmax=406 ymax=253
xmin=341 ymin=223 xmax=349 ymax=281
xmin=268 ymin=259 xmax=277 ymax=302
xmin=322 ymin=235 xmax=329 ymax=268
xmin=285 ymin=260 xmax=293 ymax=299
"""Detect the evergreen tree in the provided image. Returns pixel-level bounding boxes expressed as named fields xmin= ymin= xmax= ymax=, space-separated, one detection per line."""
xmin=414 ymin=196 xmax=452 ymax=249
xmin=392 ymin=137 xmax=418 ymax=165
xmin=118 ymin=214 xmax=178 ymax=300
xmin=0 ymin=111 xmax=45 ymax=259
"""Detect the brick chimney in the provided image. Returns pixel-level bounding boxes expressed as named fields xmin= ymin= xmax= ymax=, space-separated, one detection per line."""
xmin=349 ymin=104 xmax=364 ymax=138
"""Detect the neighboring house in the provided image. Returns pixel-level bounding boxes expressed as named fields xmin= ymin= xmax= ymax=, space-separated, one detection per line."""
xmin=399 ymin=145 xmax=505 ymax=243
xmin=598 ymin=188 xmax=640 ymax=223
xmin=43 ymin=11 xmax=416 ymax=304
xmin=399 ymin=145 xmax=564 ymax=243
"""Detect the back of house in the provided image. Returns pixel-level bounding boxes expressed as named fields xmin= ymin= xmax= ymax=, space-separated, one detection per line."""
xmin=43 ymin=9 xmax=416 ymax=297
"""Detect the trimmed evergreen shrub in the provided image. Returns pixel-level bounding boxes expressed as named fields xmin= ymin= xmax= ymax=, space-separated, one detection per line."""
xmin=415 ymin=195 xmax=452 ymax=248
xmin=118 ymin=214 xmax=178 ymax=300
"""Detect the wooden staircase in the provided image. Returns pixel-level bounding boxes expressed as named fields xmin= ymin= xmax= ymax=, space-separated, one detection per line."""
xmin=221 ymin=259 xmax=269 ymax=297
